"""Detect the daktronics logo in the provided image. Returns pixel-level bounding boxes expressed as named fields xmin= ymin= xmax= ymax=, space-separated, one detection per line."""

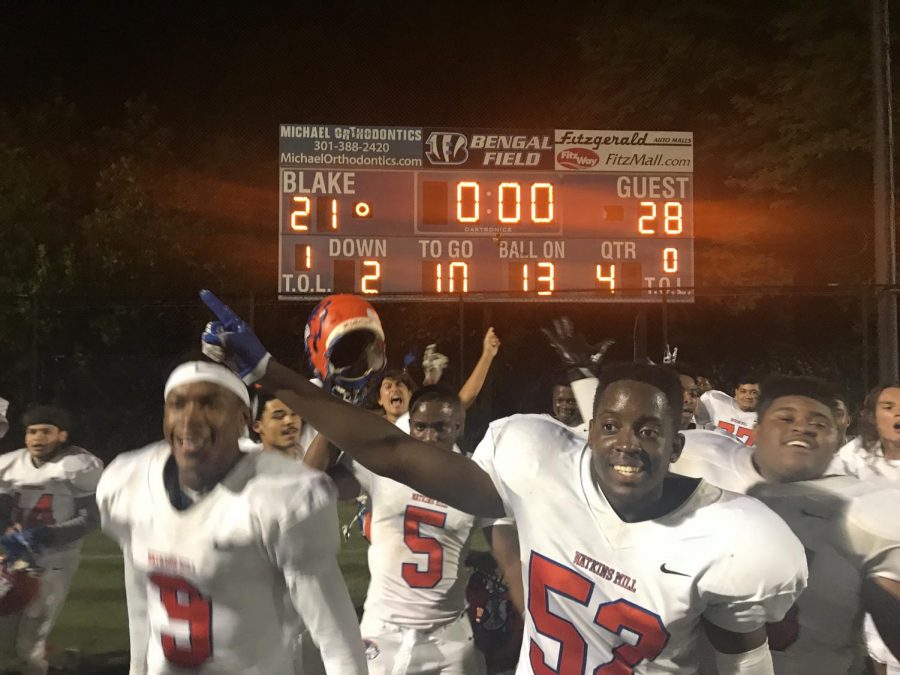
xmin=425 ymin=132 xmax=468 ymax=165
xmin=557 ymin=147 xmax=599 ymax=170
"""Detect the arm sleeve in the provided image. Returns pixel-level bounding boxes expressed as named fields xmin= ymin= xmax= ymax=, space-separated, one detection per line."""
xmin=96 ymin=458 xmax=129 ymax=543
xmin=570 ymin=377 xmax=597 ymax=430
xmin=42 ymin=458 xmax=104 ymax=548
xmin=273 ymin=478 xmax=366 ymax=674
xmin=844 ymin=487 xmax=900 ymax=582
xmin=700 ymin=506 xmax=808 ymax=632
xmin=122 ymin=542 xmax=149 ymax=675
xmin=471 ymin=423 xmax=513 ymax=518
xmin=41 ymin=495 xmax=100 ymax=548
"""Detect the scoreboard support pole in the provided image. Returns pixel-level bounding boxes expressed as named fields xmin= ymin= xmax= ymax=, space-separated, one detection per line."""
xmin=633 ymin=307 xmax=648 ymax=362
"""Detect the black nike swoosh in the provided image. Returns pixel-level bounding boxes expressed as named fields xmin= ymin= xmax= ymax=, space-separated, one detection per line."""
xmin=801 ymin=508 xmax=829 ymax=520
xmin=660 ymin=563 xmax=690 ymax=577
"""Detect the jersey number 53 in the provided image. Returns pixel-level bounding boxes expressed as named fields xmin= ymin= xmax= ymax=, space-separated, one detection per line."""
xmin=528 ymin=552 xmax=670 ymax=674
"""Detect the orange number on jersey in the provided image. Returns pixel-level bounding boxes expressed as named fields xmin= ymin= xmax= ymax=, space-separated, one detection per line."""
xmin=528 ymin=552 xmax=670 ymax=674
xmin=716 ymin=421 xmax=755 ymax=445
xmin=13 ymin=493 xmax=55 ymax=527
xmin=401 ymin=505 xmax=447 ymax=589
xmin=595 ymin=600 xmax=669 ymax=673
xmin=149 ymin=573 xmax=213 ymax=668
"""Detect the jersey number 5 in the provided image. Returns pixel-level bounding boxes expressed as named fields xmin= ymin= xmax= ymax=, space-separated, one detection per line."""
xmin=401 ymin=505 xmax=447 ymax=589
xmin=528 ymin=552 xmax=670 ymax=674
xmin=149 ymin=573 xmax=213 ymax=668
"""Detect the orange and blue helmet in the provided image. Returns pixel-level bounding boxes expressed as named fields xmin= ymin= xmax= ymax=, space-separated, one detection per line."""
xmin=304 ymin=294 xmax=386 ymax=404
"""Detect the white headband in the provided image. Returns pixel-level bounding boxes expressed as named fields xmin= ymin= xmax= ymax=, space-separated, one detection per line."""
xmin=164 ymin=361 xmax=250 ymax=408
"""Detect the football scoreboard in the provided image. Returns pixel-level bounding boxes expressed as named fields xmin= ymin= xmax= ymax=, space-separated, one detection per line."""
xmin=278 ymin=124 xmax=693 ymax=302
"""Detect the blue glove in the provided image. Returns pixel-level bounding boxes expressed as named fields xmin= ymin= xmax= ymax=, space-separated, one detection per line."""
xmin=200 ymin=290 xmax=272 ymax=384
xmin=403 ymin=349 xmax=418 ymax=370
xmin=0 ymin=529 xmax=43 ymax=564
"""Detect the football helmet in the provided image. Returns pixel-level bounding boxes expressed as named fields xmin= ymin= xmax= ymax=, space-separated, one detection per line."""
xmin=0 ymin=559 xmax=41 ymax=615
xmin=305 ymin=295 xmax=386 ymax=404
xmin=465 ymin=551 xmax=523 ymax=672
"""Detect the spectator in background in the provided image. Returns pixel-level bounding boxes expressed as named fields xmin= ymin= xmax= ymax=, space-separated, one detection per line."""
xmin=0 ymin=405 xmax=103 ymax=675
xmin=375 ymin=369 xmax=418 ymax=423
xmin=667 ymin=362 xmax=702 ymax=430
xmin=696 ymin=375 xmax=714 ymax=395
xmin=832 ymin=397 xmax=853 ymax=448
xmin=830 ymin=383 xmax=900 ymax=482
xmin=251 ymin=390 xmax=316 ymax=458
xmin=694 ymin=375 xmax=760 ymax=445
xmin=374 ymin=328 xmax=501 ymax=422
xmin=549 ymin=371 xmax=583 ymax=429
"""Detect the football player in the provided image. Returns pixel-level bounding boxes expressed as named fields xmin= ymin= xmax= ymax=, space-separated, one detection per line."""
xmin=694 ymin=376 xmax=760 ymax=445
xmin=251 ymin=390 xmax=316 ymax=458
xmin=550 ymin=372 xmax=584 ymax=429
xmin=0 ymin=405 xmax=103 ymax=675
xmin=201 ymin=290 xmax=808 ymax=675
xmin=96 ymin=361 xmax=366 ymax=674
xmin=669 ymin=375 xmax=900 ymax=674
xmin=329 ymin=385 xmax=513 ymax=674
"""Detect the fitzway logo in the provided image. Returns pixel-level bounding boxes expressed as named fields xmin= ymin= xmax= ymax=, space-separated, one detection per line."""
xmin=425 ymin=132 xmax=468 ymax=165
xmin=557 ymin=147 xmax=599 ymax=170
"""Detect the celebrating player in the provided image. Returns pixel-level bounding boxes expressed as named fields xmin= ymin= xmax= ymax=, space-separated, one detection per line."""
xmin=200 ymin=290 xmax=808 ymax=675
xmin=671 ymin=375 xmax=900 ymax=673
xmin=549 ymin=372 xmax=584 ymax=430
xmin=310 ymin=384 xmax=516 ymax=674
xmin=96 ymin=360 xmax=365 ymax=674
xmin=694 ymin=376 xmax=760 ymax=444
xmin=0 ymin=405 xmax=103 ymax=675
xmin=251 ymin=390 xmax=318 ymax=458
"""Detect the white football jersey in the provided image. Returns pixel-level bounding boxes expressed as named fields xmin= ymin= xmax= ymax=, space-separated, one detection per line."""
xmin=473 ymin=415 xmax=807 ymax=674
xmin=748 ymin=477 xmax=900 ymax=675
xmin=696 ymin=390 xmax=757 ymax=444
xmin=828 ymin=437 xmax=900 ymax=482
xmin=97 ymin=442 xmax=365 ymax=675
xmin=352 ymin=458 xmax=494 ymax=631
xmin=0 ymin=446 xmax=103 ymax=563
xmin=671 ymin=429 xmax=760 ymax=493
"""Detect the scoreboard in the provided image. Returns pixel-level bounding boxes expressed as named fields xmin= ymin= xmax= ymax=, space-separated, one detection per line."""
xmin=278 ymin=125 xmax=693 ymax=302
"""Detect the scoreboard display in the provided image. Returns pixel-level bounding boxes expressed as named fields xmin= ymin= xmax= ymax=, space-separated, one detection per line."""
xmin=278 ymin=125 xmax=693 ymax=302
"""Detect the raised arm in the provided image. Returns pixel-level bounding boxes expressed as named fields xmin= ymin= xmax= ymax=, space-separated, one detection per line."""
xmin=200 ymin=290 xmax=505 ymax=518
xmin=262 ymin=361 xmax=504 ymax=516
xmin=458 ymin=328 xmax=500 ymax=409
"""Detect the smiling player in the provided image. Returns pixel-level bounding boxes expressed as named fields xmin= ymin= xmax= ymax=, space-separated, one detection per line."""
xmin=200 ymin=290 xmax=808 ymax=675
xmin=671 ymin=375 xmax=900 ymax=674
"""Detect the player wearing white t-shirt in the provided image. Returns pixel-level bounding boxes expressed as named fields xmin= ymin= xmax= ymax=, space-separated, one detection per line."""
xmin=695 ymin=384 xmax=759 ymax=445
xmin=201 ymin=295 xmax=807 ymax=675
xmin=0 ymin=406 xmax=103 ymax=675
xmin=671 ymin=375 xmax=900 ymax=674
xmin=97 ymin=361 xmax=365 ymax=675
